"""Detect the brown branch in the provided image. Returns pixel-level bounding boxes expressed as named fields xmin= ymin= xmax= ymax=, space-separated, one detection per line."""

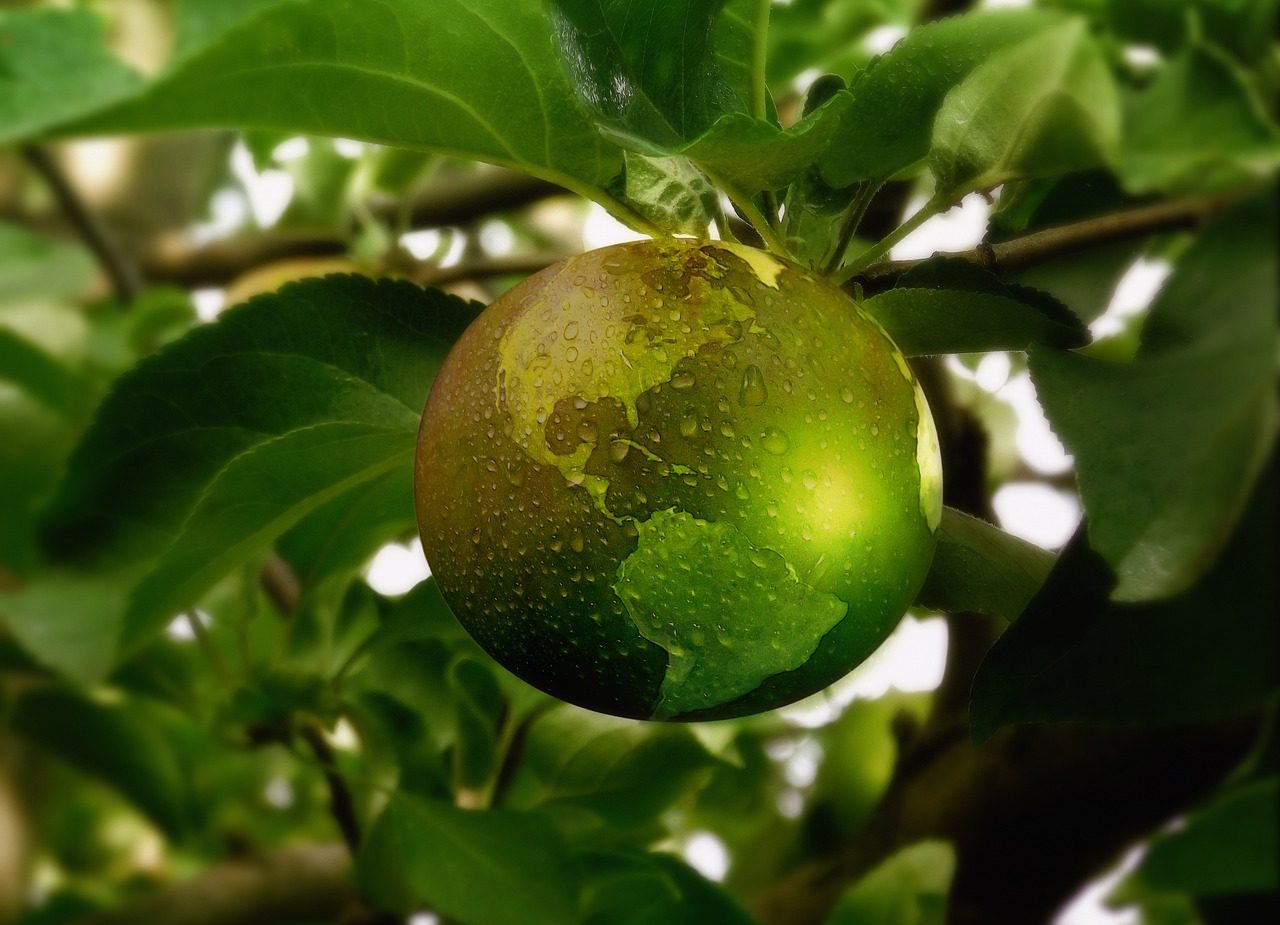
xmin=393 ymin=170 xmax=563 ymax=228
xmin=21 ymin=144 xmax=143 ymax=303
xmin=299 ymin=725 xmax=363 ymax=855
xmin=79 ymin=843 xmax=355 ymax=925
xmin=412 ymin=252 xmax=566 ymax=289
xmin=140 ymin=171 xmax=565 ymax=288
xmin=850 ymin=193 xmax=1235 ymax=293
xmin=143 ymin=234 xmax=349 ymax=290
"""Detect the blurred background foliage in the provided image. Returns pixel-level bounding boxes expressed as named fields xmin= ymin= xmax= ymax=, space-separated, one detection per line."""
xmin=0 ymin=1 xmax=1276 ymax=924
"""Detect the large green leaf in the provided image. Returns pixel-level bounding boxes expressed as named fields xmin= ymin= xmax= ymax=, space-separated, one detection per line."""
xmin=125 ymin=423 xmax=414 ymax=645
xmin=817 ymin=9 xmax=1062 ymax=187
xmin=11 ymin=688 xmax=189 ymax=836
xmin=357 ymin=792 xmax=582 ymax=925
xmin=1120 ymin=44 xmax=1280 ymax=194
xmin=4 ymin=277 xmax=472 ymax=677
xmin=0 ymin=8 xmax=143 ymax=145
xmin=42 ymin=276 xmax=471 ymax=568
xmin=58 ymin=1 xmax=623 ymax=210
xmin=1030 ymin=191 xmax=1278 ymax=600
xmin=824 ymin=841 xmax=954 ymax=925
xmin=1121 ymin=778 xmax=1279 ymax=897
xmin=915 ymin=508 xmax=1055 ymax=622
xmin=970 ymin=464 xmax=1277 ymax=739
xmin=548 ymin=0 xmax=744 ymax=147
xmin=861 ymin=258 xmax=1088 ymax=356
xmin=930 ymin=18 xmax=1120 ymax=196
xmin=717 ymin=0 xmax=771 ymax=118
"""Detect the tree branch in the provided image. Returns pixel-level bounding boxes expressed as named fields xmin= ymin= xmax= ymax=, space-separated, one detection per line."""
xmin=412 ymin=252 xmax=566 ymax=289
xmin=22 ymin=145 xmax=143 ymax=303
xmin=299 ymin=725 xmax=363 ymax=855
xmin=139 ymin=171 xmax=566 ymax=288
xmin=849 ymin=193 xmax=1234 ymax=293
xmin=79 ymin=843 xmax=355 ymax=925
xmin=751 ymin=720 xmax=1257 ymax=925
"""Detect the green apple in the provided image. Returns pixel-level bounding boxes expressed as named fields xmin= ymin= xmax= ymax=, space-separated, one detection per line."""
xmin=416 ymin=239 xmax=941 ymax=720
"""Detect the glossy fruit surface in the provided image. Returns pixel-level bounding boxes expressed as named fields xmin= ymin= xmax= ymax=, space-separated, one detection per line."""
xmin=416 ymin=239 xmax=941 ymax=720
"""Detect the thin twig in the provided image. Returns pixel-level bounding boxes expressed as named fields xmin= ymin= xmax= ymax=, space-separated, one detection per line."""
xmin=833 ymin=192 xmax=950 ymax=284
xmin=21 ymin=144 xmax=143 ymax=303
xmin=300 ymin=724 xmax=362 ymax=854
xmin=261 ymin=555 xmax=303 ymax=615
xmin=705 ymin=168 xmax=790 ymax=257
xmin=850 ymin=192 xmax=1235 ymax=292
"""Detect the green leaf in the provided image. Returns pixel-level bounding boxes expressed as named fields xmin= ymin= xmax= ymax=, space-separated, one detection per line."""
xmin=862 ymin=258 xmax=1089 ymax=356
xmin=931 ymin=18 xmax=1120 ymax=196
xmin=1123 ymin=778 xmax=1279 ymax=898
xmin=503 ymin=705 xmax=717 ymax=828
xmin=717 ymin=0 xmax=771 ymax=119
xmin=125 ymin=423 xmax=414 ymax=647
xmin=548 ymin=0 xmax=744 ymax=147
xmin=824 ymin=841 xmax=955 ymax=925
xmin=59 ymin=1 xmax=621 ymax=207
xmin=581 ymin=851 xmax=758 ymax=925
xmin=916 ymin=508 xmax=1055 ymax=621
xmin=620 ymin=153 xmax=721 ymax=235
xmin=357 ymin=792 xmax=582 ymax=925
xmin=276 ymin=467 xmax=416 ymax=594
xmin=676 ymin=92 xmax=854 ymax=196
xmin=0 ymin=8 xmax=142 ymax=146
xmin=1120 ymin=44 xmax=1280 ymax=194
xmin=0 ymin=391 xmax=81 ymax=581
xmin=44 ymin=276 xmax=471 ymax=567
xmin=817 ymin=9 xmax=1063 ymax=187
xmin=283 ymin=579 xmax=383 ymax=679
xmin=0 ymin=328 xmax=88 ymax=417
xmin=970 ymin=463 xmax=1278 ymax=739
xmin=11 ymin=688 xmax=188 ymax=836
xmin=765 ymin=0 xmax=906 ymax=89
xmin=0 ymin=571 xmax=133 ymax=682
xmin=0 ymin=224 xmax=96 ymax=304
xmin=15 ymin=276 xmax=472 ymax=675
xmin=352 ymin=578 xmax=483 ymax=753
xmin=1030 ymin=191 xmax=1278 ymax=600
xmin=449 ymin=656 xmax=505 ymax=790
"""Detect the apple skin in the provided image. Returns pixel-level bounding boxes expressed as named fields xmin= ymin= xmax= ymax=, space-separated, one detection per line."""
xmin=416 ymin=239 xmax=941 ymax=721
